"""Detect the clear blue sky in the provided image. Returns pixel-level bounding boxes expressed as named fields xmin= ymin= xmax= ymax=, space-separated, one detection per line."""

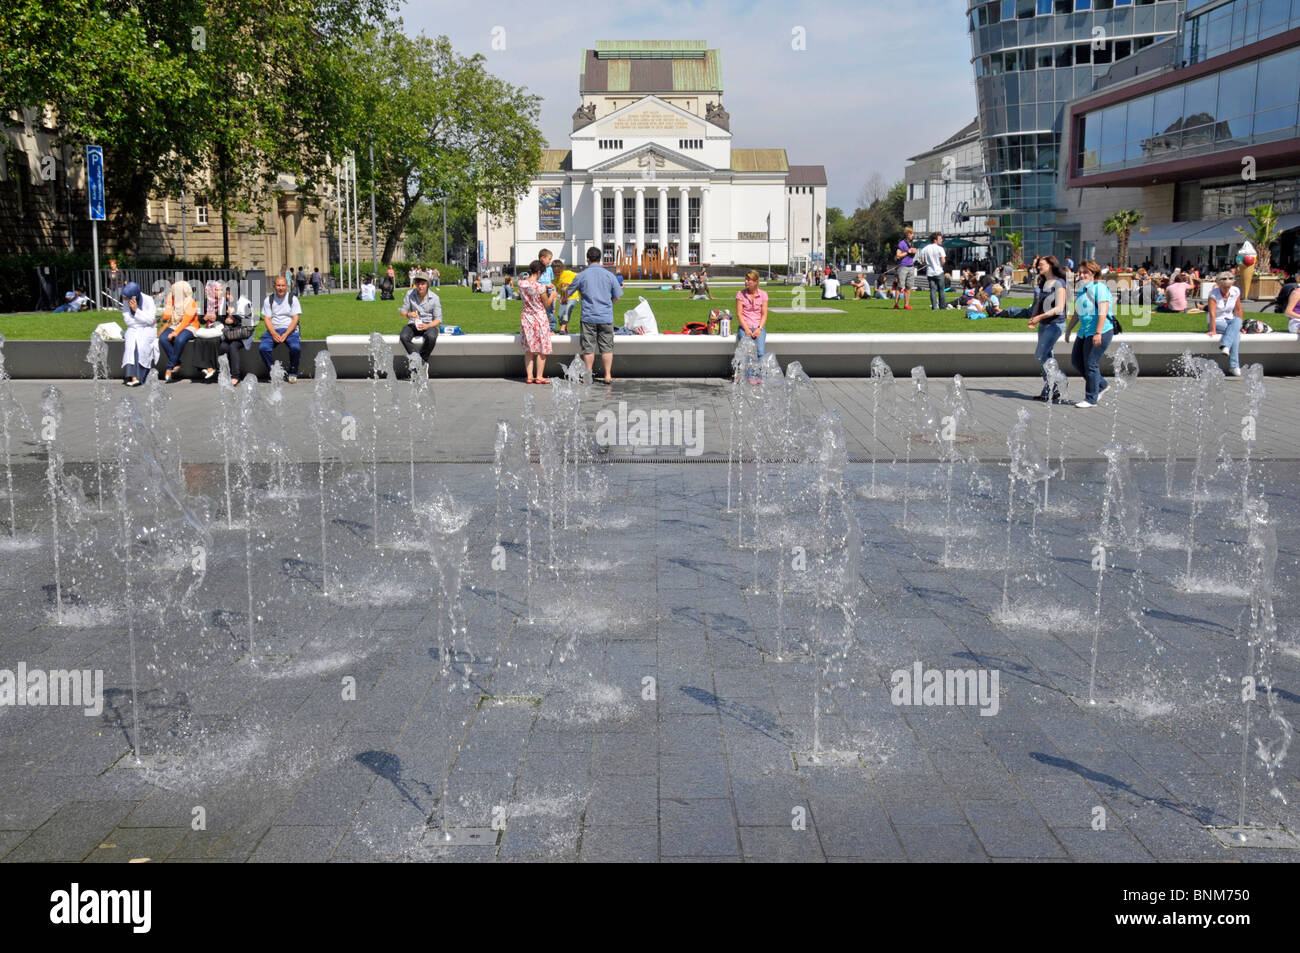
xmin=401 ymin=0 xmax=977 ymax=212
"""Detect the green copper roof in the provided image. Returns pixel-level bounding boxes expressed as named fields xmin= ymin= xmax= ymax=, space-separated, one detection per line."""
xmin=580 ymin=43 xmax=722 ymax=93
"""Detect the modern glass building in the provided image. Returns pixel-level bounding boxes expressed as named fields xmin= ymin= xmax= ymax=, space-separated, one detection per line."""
xmin=1065 ymin=0 xmax=1300 ymax=271
xmin=967 ymin=0 xmax=1184 ymax=260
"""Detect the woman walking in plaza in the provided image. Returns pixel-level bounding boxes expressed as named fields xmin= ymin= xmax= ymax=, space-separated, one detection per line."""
xmin=1065 ymin=259 xmax=1114 ymax=408
xmin=1206 ymin=271 xmax=1244 ymax=377
xmin=1026 ymin=255 xmax=1069 ymax=402
xmin=517 ymin=259 xmax=555 ymax=384
xmin=735 ymin=269 xmax=768 ymax=384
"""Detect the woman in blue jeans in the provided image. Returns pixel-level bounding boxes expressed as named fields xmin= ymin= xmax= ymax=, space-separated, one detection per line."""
xmin=1026 ymin=255 xmax=1069 ymax=401
xmin=1206 ymin=272 xmax=1244 ymax=377
xmin=1065 ymin=259 xmax=1113 ymax=408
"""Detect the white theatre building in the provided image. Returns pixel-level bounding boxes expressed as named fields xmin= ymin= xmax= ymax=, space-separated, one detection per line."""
xmin=477 ymin=40 xmax=827 ymax=272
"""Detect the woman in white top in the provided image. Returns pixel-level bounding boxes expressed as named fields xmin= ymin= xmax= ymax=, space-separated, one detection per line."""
xmin=119 ymin=281 xmax=158 ymax=387
xmin=1206 ymin=272 xmax=1244 ymax=377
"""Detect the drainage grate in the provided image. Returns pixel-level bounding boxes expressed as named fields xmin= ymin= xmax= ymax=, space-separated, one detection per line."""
xmin=793 ymin=750 xmax=863 ymax=768
xmin=423 ymin=825 xmax=499 ymax=847
xmin=477 ymin=694 xmax=542 ymax=709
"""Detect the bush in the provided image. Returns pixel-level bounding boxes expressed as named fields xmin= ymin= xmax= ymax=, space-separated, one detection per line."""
xmin=329 ymin=261 xmax=463 ymax=285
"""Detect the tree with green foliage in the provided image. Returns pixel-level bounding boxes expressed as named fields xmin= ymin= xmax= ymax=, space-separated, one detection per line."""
xmin=0 ymin=0 xmax=395 ymax=259
xmin=1102 ymin=209 xmax=1143 ymax=271
xmin=338 ymin=30 xmax=543 ymax=264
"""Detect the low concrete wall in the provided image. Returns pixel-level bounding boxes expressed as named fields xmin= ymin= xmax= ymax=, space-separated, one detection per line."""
xmin=1 ymin=338 xmax=330 ymax=380
xmin=4 ymin=332 xmax=1298 ymax=379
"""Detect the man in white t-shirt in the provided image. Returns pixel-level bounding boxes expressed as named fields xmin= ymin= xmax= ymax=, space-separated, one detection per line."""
xmin=918 ymin=233 xmax=947 ymax=310
xmin=822 ymin=272 xmax=843 ymax=300
xmin=259 ymin=274 xmax=303 ymax=381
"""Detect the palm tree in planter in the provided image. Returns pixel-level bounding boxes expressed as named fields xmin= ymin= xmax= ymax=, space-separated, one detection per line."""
xmin=1236 ymin=203 xmax=1281 ymax=276
xmin=1004 ymin=231 xmax=1024 ymax=269
xmin=1102 ymin=210 xmax=1143 ymax=271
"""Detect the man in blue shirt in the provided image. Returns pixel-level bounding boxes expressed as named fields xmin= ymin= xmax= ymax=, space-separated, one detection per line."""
xmin=566 ymin=246 xmax=623 ymax=384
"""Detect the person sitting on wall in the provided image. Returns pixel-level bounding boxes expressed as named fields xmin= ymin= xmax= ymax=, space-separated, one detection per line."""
xmin=158 ymin=280 xmax=199 ymax=381
xmin=53 ymin=288 xmax=91 ymax=312
xmin=259 ymin=274 xmax=303 ymax=382
xmin=399 ymin=271 xmax=442 ymax=371
xmin=120 ymin=281 xmax=157 ymax=387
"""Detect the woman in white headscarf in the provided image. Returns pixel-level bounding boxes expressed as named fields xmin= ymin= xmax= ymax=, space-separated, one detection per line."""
xmin=120 ymin=281 xmax=158 ymax=386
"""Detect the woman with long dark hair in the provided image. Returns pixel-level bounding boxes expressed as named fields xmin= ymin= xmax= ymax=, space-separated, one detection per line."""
xmin=1026 ymin=255 xmax=1069 ymax=402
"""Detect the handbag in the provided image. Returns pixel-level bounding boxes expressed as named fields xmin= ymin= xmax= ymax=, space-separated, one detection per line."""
xmin=194 ymin=323 xmax=224 ymax=340
xmin=222 ymin=316 xmax=253 ymax=341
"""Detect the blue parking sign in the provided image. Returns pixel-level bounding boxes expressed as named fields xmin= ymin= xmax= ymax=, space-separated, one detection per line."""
xmin=85 ymin=145 xmax=105 ymax=221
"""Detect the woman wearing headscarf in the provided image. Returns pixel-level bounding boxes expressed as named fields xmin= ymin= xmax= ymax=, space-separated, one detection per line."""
xmin=158 ymin=279 xmax=199 ymax=381
xmin=119 ymin=281 xmax=158 ymax=387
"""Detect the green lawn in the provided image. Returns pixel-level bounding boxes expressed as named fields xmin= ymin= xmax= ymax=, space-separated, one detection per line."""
xmin=0 ymin=284 xmax=1279 ymax=339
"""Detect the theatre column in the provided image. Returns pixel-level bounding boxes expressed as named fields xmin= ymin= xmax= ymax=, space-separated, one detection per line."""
xmin=658 ymin=186 xmax=668 ymax=258
xmin=634 ymin=186 xmax=645 ymax=259
xmin=613 ymin=186 xmax=624 ymax=260
xmin=591 ymin=184 xmax=602 ymax=258
xmin=678 ymin=186 xmax=689 ymax=264
xmin=699 ymin=185 xmax=711 ymax=265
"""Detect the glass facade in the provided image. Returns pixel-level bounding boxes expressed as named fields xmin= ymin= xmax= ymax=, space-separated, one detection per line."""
xmin=1077 ymin=45 xmax=1300 ymax=172
xmin=1182 ymin=0 xmax=1300 ymax=65
xmin=1200 ymin=174 xmax=1300 ymax=215
xmin=968 ymin=0 xmax=1183 ymax=258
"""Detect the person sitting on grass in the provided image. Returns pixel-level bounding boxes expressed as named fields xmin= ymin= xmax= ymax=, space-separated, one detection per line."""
xmin=358 ymin=274 xmax=377 ymax=301
xmin=1157 ymin=272 xmax=1190 ymax=313
xmin=821 ymin=271 xmax=843 ymax=300
xmin=852 ymin=274 xmax=868 ymax=299
xmin=965 ymin=288 xmax=989 ymax=319
xmin=985 ymin=284 xmax=1005 ymax=316
xmin=697 ymin=265 xmax=713 ymax=300
xmin=53 ymin=287 xmax=90 ymax=312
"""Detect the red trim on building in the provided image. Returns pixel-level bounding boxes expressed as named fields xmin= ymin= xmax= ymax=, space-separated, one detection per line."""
xmin=1066 ymin=28 xmax=1300 ymax=188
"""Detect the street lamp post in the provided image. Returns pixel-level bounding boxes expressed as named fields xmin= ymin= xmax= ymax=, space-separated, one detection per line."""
xmin=369 ymin=141 xmax=378 ymax=278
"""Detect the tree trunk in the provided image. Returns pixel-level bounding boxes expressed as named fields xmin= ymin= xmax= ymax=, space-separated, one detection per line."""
xmin=382 ymin=188 xmax=421 ymax=264
xmin=218 ymin=144 xmax=230 ymax=269
xmin=109 ymin=168 xmax=154 ymax=257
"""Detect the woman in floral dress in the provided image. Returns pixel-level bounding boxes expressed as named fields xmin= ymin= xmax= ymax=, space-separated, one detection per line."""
xmin=518 ymin=259 xmax=556 ymax=383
